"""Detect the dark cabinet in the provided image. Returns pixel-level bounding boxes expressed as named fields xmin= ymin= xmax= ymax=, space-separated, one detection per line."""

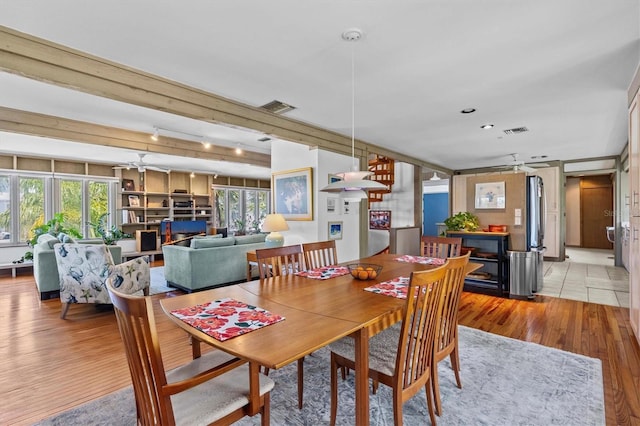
xmin=447 ymin=231 xmax=509 ymax=296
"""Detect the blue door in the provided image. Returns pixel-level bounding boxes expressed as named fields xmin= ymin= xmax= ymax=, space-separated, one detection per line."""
xmin=423 ymin=193 xmax=449 ymax=236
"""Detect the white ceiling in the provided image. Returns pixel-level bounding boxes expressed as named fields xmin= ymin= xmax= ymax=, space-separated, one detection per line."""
xmin=1 ymin=1 xmax=639 ymax=180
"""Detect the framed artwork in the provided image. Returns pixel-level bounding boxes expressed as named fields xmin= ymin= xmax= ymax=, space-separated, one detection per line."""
xmin=328 ymin=174 xmax=343 ymax=184
xmin=369 ymin=210 xmax=391 ymax=230
xmin=327 ymin=197 xmax=337 ymax=213
xmin=272 ymin=167 xmax=313 ymax=220
xmin=128 ymin=195 xmax=140 ymax=207
xmin=328 ymin=221 xmax=343 ymax=240
xmin=122 ymin=178 xmax=135 ymax=191
xmin=475 ymin=181 xmax=506 ymax=209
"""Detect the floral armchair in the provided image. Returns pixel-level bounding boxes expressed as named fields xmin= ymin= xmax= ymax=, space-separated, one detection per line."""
xmin=53 ymin=243 xmax=150 ymax=319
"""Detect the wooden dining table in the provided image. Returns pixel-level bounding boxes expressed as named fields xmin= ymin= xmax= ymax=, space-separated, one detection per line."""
xmin=160 ymin=253 xmax=481 ymax=425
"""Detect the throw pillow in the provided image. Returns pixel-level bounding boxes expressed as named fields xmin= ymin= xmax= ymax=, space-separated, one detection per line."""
xmin=57 ymin=232 xmax=76 ymax=244
xmin=190 ymin=237 xmax=235 ymax=249
xmin=107 ymin=256 xmax=150 ymax=295
xmin=234 ymin=234 xmax=267 ymax=245
xmin=37 ymin=233 xmax=60 ymax=249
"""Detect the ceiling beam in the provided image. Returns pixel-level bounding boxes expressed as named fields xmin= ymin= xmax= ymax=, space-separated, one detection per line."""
xmin=0 ymin=107 xmax=271 ymax=167
xmin=0 ymin=25 xmax=451 ymax=174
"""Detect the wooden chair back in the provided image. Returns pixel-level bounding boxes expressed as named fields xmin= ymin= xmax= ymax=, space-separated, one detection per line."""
xmin=421 ymin=236 xmax=463 ymax=259
xmin=395 ymin=263 xmax=448 ymax=395
xmin=255 ymin=244 xmax=303 ymax=279
xmin=107 ymin=283 xmax=175 ymax=424
xmin=432 ymin=251 xmax=471 ymax=414
xmin=302 ymin=240 xmax=338 ymax=269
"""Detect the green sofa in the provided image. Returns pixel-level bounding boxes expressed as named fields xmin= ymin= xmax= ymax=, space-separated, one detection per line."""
xmin=162 ymin=234 xmax=266 ymax=292
xmin=33 ymin=234 xmax=122 ymax=300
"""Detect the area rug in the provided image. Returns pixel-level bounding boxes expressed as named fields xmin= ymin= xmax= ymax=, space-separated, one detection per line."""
xmin=149 ymin=266 xmax=175 ymax=295
xmin=34 ymin=326 xmax=604 ymax=426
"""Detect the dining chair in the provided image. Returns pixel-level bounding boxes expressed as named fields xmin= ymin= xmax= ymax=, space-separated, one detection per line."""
xmin=431 ymin=252 xmax=470 ymax=416
xmin=106 ymin=282 xmax=274 ymax=426
xmin=255 ymin=244 xmax=303 ymax=278
xmin=421 ymin=236 xmax=463 ymax=259
xmin=328 ymin=263 xmax=449 ymax=426
xmin=302 ymin=240 xmax=338 ymax=269
xmin=54 ymin=243 xmax=150 ymax=319
xmin=254 ymin=244 xmax=306 ymax=408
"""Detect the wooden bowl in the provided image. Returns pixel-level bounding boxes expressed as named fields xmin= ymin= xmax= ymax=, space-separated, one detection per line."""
xmin=488 ymin=224 xmax=508 ymax=232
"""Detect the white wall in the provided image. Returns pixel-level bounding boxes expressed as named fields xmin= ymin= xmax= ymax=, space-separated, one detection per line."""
xmin=367 ymin=162 xmax=414 ymax=256
xmin=271 ymin=140 xmax=361 ymax=263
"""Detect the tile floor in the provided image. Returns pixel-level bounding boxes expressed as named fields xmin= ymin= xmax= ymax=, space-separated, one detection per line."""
xmin=538 ymin=247 xmax=629 ymax=308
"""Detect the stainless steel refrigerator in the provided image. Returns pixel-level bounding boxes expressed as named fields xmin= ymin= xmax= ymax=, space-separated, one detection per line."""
xmin=526 ymin=175 xmax=546 ymax=292
xmin=509 ymin=175 xmax=546 ymax=298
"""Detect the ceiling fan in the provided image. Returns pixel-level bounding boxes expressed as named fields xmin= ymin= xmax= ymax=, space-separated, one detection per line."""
xmin=113 ymin=153 xmax=170 ymax=173
xmin=494 ymin=153 xmax=549 ymax=173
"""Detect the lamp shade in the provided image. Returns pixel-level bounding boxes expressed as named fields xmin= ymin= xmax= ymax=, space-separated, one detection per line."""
xmin=262 ymin=213 xmax=289 ymax=248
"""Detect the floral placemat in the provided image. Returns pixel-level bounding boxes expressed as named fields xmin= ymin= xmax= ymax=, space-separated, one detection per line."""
xmin=395 ymin=255 xmax=446 ymax=265
xmin=294 ymin=266 xmax=350 ymax=280
xmin=170 ymin=297 xmax=285 ymax=341
xmin=364 ymin=276 xmax=410 ymax=299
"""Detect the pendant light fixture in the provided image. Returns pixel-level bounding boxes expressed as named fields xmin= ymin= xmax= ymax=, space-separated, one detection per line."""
xmin=320 ymin=28 xmax=387 ymax=201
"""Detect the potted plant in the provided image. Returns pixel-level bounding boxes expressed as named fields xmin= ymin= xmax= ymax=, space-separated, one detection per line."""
xmin=88 ymin=213 xmax=131 ymax=245
xmin=444 ymin=211 xmax=480 ymax=232
xmin=21 ymin=212 xmax=83 ymax=261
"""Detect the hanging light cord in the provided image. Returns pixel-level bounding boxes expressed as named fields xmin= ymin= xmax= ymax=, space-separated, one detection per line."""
xmin=350 ymin=41 xmax=356 ymax=164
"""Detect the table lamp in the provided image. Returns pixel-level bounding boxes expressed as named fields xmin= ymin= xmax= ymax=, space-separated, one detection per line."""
xmin=262 ymin=213 xmax=289 ymax=247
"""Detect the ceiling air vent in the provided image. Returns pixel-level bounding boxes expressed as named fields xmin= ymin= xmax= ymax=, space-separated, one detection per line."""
xmin=260 ymin=100 xmax=296 ymax=114
xmin=258 ymin=136 xmax=271 ymax=142
xmin=503 ymin=127 xmax=529 ymax=135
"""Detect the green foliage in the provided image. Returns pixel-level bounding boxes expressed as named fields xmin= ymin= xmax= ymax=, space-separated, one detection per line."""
xmin=21 ymin=212 xmax=84 ymax=261
xmin=444 ymin=211 xmax=480 ymax=231
xmin=88 ymin=213 xmax=131 ymax=245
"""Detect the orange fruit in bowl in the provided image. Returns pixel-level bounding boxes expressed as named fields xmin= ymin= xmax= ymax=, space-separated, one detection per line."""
xmin=367 ymin=270 xmax=378 ymax=279
xmin=357 ymin=270 xmax=369 ymax=280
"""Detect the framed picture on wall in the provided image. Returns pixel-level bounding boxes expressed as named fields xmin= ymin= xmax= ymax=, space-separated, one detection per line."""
xmin=328 ymin=221 xmax=343 ymax=240
xmin=474 ymin=181 xmax=506 ymax=209
xmin=327 ymin=197 xmax=337 ymax=213
xmin=369 ymin=210 xmax=391 ymax=230
xmin=272 ymin=167 xmax=313 ymax=220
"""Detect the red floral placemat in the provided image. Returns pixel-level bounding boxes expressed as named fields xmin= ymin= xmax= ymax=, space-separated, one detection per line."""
xmin=170 ymin=297 xmax=285 ymax=341
xmin=294 ymin=266 xmax=350 ymax=280
xmin=395 ymin=255 xmax=446 ymax=265
xmin=364 ymin=276 xmax=410 ymax=299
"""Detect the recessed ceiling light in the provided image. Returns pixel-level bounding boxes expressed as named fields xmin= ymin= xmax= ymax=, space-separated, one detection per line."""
xmin=460 ymin=108 xmax=476 ymax=114
xmin=481 ymin=124 xmax=494 ymax=129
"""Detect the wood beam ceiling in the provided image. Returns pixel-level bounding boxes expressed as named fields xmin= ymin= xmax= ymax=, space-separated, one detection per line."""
xmin=0 ymin=25 xmax=451 ymax=174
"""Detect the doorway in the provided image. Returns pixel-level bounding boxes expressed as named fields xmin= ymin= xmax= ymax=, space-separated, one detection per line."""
xmin=565 ymin=174 xmax=613 ymax=249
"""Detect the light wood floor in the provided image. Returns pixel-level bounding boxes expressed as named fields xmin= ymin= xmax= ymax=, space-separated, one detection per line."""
xmin=1 ymin=265 xmax=639 ymax=425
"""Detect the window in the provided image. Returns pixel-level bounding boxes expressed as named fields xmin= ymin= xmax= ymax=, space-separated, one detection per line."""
xmin=0 ymin=176 xmax=9 ymax=244
xmin=19 ymin=177 xmax=45 ymax=242
xmin=59 ymin=179 xmax=82 ymax=233
xmin=0 ymin=172 xmax=117 ymax=245
xmin=213 ymin=187 xmax=270 ymax=235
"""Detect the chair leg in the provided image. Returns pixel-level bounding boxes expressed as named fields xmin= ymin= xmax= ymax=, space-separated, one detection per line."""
xmin=330 ymin=354 xmax=339 ymax=426
xmin=260 ymin=392 xmax=270 ymax=426
xmin=432 ymin=362 xmax=442 ymax=416
xmin=60 ymin=303 xmax=70 ymax=319
xmin=297 ymin=357 xmax=304 ymax=409
xmin=451 ymin=347 xmax=462 ymax=388
xmin=425 ymin=380 xmax=437 ymax=426
xmin=392 ymin=390 xmax=404 ymax=426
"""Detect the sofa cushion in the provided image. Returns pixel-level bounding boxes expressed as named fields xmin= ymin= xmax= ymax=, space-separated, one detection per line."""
xmin=193 ymin=234 xmax=223 ymax=239
xmin=37 ymin=233 xmax=60 ymax=249
xmin=107 ymin=256 xmax=150 ymax=296
xmin=190 ymin=236 xmax=235 ymax=249
xmin=234 ymin=234 xmax=267 ymax=245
